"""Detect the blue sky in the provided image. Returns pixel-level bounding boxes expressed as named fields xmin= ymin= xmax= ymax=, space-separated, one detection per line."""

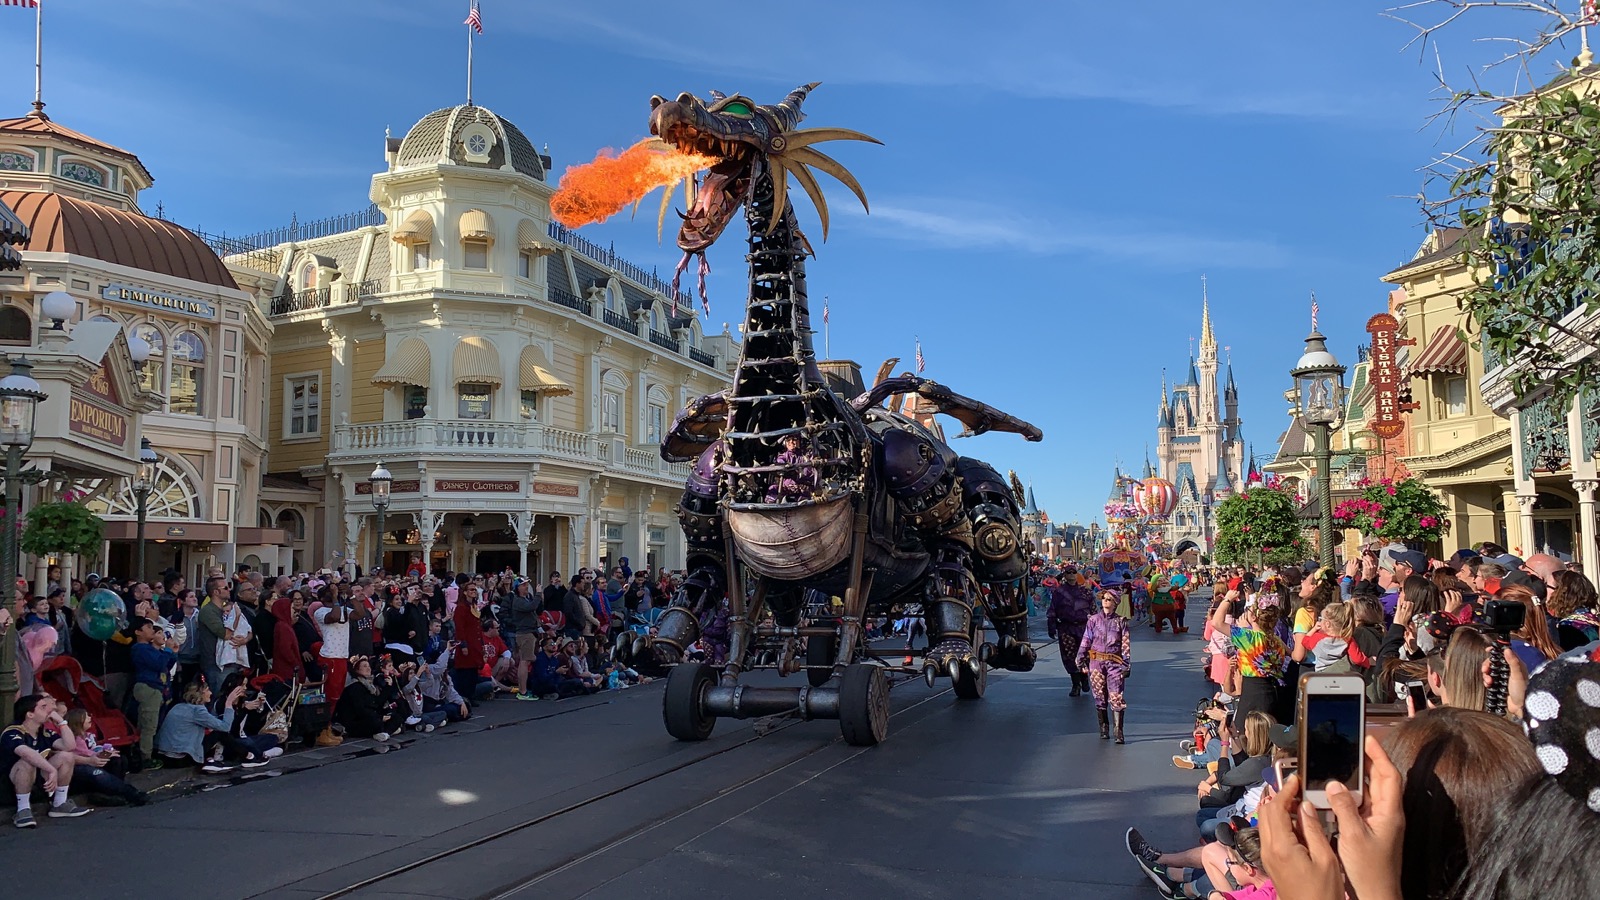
xmin=0 ymin=0 xmax=1583 ymax=524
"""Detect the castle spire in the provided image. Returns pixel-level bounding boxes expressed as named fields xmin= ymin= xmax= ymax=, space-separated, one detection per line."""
xmin=1199 ymin=275 xmax=1217 ymax=357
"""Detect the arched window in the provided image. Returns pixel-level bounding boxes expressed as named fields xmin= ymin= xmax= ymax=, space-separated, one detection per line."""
xmin=131 ymin=323 xmax=165 ymax=394
xmin=84 ymin=456 xmax=202 ymax=519
xmin=170 ymin=331 xmax=206 ymax=416
xmin=604 ymin=284 xmax=619 ymax=313
xmin=649 ymin=305 xmax=661 ymax=333
xmin=601 ymin=369 xmax=626 ymax=433
xmin=259 ymin=507 xmax=274 ymax=528
xmin=58 ymin=158 xmax=107 ymax=187
xmin=299 ymin=263 xmax=317 ymax=291
xmin=646 ymin=385 xmax=670 ymax=445
xmin=0 ymin=149 xmax=35 ymax=172
xmin=0 ymin=306 xmax=29 ymax=345
xmin=276 ymin=508 xmax=306 ymax=540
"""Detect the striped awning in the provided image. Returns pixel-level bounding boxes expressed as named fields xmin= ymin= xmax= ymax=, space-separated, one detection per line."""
xmin=1408 ymin=325 xmax=1468 ymax=375
xmin=519 ymin=344 xmax=573 ymax=396
xmin=453 ymin=336 xmax=502 ymax=386
xmin=391 ymin=209 xmax=434 ymax=244
xmin=460 ymin=208 xmax=494 ymax=241
xmin=516 ymin=218 xmax=543 ymax=249
xmin=371 ymin=337 xmax=431 ymax=387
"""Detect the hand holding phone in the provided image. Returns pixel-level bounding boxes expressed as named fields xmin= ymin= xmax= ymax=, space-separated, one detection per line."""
xmin=1298 ymin=673 xmax=1367 ymax=811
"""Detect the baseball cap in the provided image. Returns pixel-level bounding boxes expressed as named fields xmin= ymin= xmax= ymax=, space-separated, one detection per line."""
xmin=1490 ymin=552 xmax=1526 ymax=570
xmin=1379 ymin=545 xmax=1427 ymax=574
xmin=1447 ymin=548 xmax=1482 ymax=570
xmin=1269 ymin=724 xmax=1299 ymax=751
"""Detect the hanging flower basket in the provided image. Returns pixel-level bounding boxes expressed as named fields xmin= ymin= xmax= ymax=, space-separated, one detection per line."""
xmin=1331 ymin=477 xmax=1450 ymax=544
xmin=21 ymin=500 xmax=106 ymax=559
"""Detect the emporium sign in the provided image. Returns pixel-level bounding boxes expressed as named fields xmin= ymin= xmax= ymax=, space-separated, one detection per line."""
xmin=101 ymin=283 xmax=216 ymax=319
xmin=1366 ymin=313 xmax=1413 ymax=440
xmin=69 ymin=361 xmax=128 ymax=449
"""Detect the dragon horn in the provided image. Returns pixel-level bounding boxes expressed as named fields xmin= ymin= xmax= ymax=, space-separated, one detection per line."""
xmin=786 ymin=145 xmax=870 ymax=212
xmin=782 ymin=127 xmax=882 ymax=150
xmin=765 ymin=163 xmax=790 ymax=236
xmin=768 ymin=82 xmax=821 ymax=131
xmin=779 ymin=158 xmax=832 ymax=241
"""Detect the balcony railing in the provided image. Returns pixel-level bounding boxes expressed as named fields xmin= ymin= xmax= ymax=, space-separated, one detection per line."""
xmin=548 ymin=286 xmax=590 ymax=315
xmin=547 ymin=221 xmax=694 ymax=313
xmin=269 ymin=279 xmax=380 ymax=317
xmin=330 ymin=420 xmax=692 ymax=483
xmin=648 ymin=329 xmax=680 ymax=353
xmin=688 ymin=347 xmax=716 ymax=367
xmin=602 ymin=307 xmax=640 ymax=335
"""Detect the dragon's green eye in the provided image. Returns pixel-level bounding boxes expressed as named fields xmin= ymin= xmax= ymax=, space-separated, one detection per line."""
xmin=722 ymin=101 xmax=753 ymax=116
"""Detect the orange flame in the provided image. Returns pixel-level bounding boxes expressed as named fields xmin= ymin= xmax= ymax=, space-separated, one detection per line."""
xmin=551 ymin=143 xmax=717 ymax=229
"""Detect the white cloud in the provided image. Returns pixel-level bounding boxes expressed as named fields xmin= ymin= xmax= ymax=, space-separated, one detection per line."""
xmin=842 ymin=198 xmax=1290 ymax=269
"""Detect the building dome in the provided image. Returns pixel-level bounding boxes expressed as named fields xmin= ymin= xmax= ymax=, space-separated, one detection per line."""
xmin=394 ymin=105 xmax=546 ymax=181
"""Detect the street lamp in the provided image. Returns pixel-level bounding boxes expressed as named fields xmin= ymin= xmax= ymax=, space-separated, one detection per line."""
xmin=0 ymin=357 xmax=44 ymax=718
xmin=132 ymin=437 xmax=156 ymax=582
xmin=369 ymin=462 xmax=392 ymax=573
xmin=1291 ymin=328 xmax=1347 ymax=569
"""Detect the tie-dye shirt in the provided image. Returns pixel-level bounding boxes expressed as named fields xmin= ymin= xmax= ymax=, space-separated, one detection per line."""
xmin=1232 ymin=626 xmax=1287 ymax=682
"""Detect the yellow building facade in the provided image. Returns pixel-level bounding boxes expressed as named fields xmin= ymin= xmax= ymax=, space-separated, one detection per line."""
xmin=227 ymin=104 xmax=735 ymax=579
xmin=1381 ymin=230 xmax=1524 ymax=554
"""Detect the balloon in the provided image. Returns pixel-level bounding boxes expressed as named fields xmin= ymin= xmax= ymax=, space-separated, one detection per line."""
xmin=77 ymin=588 xmax=124 ymax=641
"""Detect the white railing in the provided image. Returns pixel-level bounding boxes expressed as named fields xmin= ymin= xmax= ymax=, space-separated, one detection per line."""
xmin=330 ymin=420 xmax=692 ymax=484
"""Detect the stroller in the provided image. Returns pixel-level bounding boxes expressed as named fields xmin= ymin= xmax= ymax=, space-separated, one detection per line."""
xmin=36 ymin=655 xmax=140 ymax=754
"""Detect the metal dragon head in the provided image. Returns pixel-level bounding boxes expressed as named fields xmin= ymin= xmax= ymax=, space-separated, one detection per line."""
xmin=638 ymin=84 xmax=880 ymax=253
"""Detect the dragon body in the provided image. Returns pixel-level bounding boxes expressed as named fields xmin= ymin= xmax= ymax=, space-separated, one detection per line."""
xmin=627 ymin=85 xmax=1042 ymax=745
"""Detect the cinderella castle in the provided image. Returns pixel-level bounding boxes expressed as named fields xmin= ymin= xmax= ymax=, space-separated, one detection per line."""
xmin=1152 ymin=291 xmax=1248 ymax=557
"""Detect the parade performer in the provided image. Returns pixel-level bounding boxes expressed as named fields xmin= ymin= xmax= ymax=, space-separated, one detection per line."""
xmin=1077 ymin=590 xmax=1133 ymax=743
xmin=1149 ymin=575 xmax=1185 ymax=633
xmin=1046 ymin=567 xmax=1095 ymax=697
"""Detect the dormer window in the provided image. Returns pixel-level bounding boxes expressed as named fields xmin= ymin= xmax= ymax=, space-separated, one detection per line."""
xmin=59 ymin=159 xmax=106 ymax=187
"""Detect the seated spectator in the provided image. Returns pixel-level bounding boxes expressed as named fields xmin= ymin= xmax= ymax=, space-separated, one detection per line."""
xmin=1195 ymin=711 xmax=1274 ymax=834
xmin=530 ymin=637 xmax=587 ymax=699
xmin=334 ymin=656 xmax=406 ymax=741
xmin=154 ymin=681 xmax=275 ymax=772
xmin=418 ymin=645 xmax=471 ymax=722
xmin=394 ymin=661 xmax=441 ymax=731
xmin=480 ymin=620 xmax=513 ymax=694
xmin=63 ymin=709 xmax=146 ymax=807
xmin=563 ymin=639 xmax=604 ymax=694
xmin=5 ymin=693 xmax=90 ymax=827
xmin=1130 ymin=815 xmax=1272 ymax=899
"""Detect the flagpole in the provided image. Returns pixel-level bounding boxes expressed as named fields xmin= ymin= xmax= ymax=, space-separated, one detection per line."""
xmin=823 ymin=294 xmax=830 ymax=359
xmin=32 ymin=0 xmax=43 ymax=117
xmin=466 ymin=1 xmax=474 ymax=106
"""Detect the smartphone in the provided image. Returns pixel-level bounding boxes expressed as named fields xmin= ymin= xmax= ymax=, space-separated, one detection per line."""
xmin=1271 ymin=758 xmax=1298 ymax=791
xmin=1298 ymin=673 xmax=1366 ymax=809
xmin=1403 ymin=681 xmax=1428 ymax=711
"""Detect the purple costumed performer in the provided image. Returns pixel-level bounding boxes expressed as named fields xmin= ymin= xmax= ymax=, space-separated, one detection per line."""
xmin=1076 ymin=590 xmax=1132 ymax=744
xmin=1045 ymin=567 xmax=1094 ymax=697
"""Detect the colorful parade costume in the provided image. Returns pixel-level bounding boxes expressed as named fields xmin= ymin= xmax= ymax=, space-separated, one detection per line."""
xmin=1046 ymin=576 xmax=1095 ymax=696
xmin=1077 ymin=609 xmax=1133 ymax=743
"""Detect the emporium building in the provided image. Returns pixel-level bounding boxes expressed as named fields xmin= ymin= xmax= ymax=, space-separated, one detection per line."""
xmin=228 ymin=102 xmax=736 ymax=578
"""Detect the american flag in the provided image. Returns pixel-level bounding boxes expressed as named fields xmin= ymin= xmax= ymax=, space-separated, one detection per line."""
xmin=2 ymin=1 xmax=39 ymax=8
xmin=464 ymin=1 xmax=483 ymax=33
xmin=915 ymin=339 xmax=925 ymax=373
xmin=822 ymin=300 xmax=829 ymax=325
xmin=1311 ymin=294 xmax=1319 ymax=332
xmin=1588 ymin=0 xmax=1599 ymax=23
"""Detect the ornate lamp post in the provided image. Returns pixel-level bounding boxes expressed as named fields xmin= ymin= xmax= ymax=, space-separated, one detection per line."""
xmin=1291 ymin=329 xmax=1347 ymax=569
xmin=0 ymin=357 xmax=45 ymax=717
xmin=461 ymin=515 xmax=476 ymax=575
xmin=132 ymin=437 xmax=156 ymax=582
xmin=369 ymin=462 xmax=392 ymax=574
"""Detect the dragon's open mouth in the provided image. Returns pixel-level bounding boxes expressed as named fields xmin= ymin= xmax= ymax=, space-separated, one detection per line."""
xmin=658 ymin=121 xmax=755 ymax=166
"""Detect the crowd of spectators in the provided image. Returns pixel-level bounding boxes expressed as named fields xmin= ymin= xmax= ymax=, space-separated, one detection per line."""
xmin=1123 ymin=543 xmax=1600 ymax=898
xmin=1 ymin=556 xmax=686 ymax=828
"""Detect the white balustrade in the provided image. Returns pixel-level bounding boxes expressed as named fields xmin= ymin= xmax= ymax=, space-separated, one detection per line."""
xmin=330 ymin=420 xmax=692 ymax=485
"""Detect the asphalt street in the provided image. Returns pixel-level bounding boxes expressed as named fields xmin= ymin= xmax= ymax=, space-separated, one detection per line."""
xmin=3 ymin=598 xmax=1214 ymax=900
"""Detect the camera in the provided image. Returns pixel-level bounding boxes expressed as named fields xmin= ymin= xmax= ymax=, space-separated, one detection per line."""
xmin=1482 ymin=599 xmax=1527 ymax=635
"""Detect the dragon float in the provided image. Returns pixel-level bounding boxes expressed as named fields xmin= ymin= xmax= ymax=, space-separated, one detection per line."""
xmin=559 ymin=84 xmax=1043 ymax=745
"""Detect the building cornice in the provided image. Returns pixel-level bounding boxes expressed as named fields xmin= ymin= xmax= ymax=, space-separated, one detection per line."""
xmin=1398 ymin=428 xmax=1512 ymax=474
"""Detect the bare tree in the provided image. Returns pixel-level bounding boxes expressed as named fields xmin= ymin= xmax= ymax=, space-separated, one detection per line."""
xmin=1388 ymin=1 xmax=1600 ymax=406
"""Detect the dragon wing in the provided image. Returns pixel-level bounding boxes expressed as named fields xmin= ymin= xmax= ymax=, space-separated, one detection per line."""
xmin=851 ymin=374 xmax=1043 ymax=442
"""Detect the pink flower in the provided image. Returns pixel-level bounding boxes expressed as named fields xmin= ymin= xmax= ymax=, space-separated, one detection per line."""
xmin=1420 ymin=516 xmax=1437 ymax=528
xmin=1372 ymin=518 xmax=1385 ymax=530
xmin=1386 ymin=486 xmax=1397 ymax=496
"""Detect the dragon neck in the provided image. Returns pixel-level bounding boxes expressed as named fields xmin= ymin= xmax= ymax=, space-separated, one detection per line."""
xmin=736 ymin=164 xmax=819 ymax=391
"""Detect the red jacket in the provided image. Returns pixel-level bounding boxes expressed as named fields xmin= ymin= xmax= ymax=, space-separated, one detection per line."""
xmin=452 ymin=602 xmax=485 ymax=670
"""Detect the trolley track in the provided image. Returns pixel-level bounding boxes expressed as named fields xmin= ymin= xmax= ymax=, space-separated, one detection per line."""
xmin=303 ymin=680 xmax=966 ymax=900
